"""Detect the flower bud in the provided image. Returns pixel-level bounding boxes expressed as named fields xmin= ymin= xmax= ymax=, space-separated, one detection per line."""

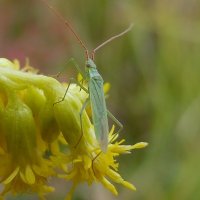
xmin=2 ymin=96 xmax=37 ymax=165
xmin=38 ymin=101 xmax=60 ymax=143
xmin=0 ymin=58 xmax=16 ymax=69
xmin=22 ymin=86 xmax=46 ymax=117
xmin=53 ymin=93 xmax=95 ymax=150
xmin=0 ymin=97 xmax=6 ymax=150
xmin=53 ymin=96 xmax=81 ymax=148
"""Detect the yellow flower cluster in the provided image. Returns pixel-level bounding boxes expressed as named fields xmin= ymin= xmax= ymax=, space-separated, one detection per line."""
xmin=0 ymin=58 xmax=148 ymax=200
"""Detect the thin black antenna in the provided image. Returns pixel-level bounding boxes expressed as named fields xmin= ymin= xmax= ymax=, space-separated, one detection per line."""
xmin=91 ymin=23 xmax=134 ymax=60
xmin=41 ymin=0 xmax=89 ymax=59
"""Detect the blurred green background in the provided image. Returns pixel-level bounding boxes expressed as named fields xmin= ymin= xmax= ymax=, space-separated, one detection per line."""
xmin=1 ymin=0 xmax=200 ymax=199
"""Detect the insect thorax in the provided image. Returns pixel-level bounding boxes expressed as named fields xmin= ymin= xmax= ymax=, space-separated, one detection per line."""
xmin=85 ymin=59 xmax=102 ymax=79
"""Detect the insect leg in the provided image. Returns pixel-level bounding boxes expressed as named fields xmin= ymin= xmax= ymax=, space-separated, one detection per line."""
xmin=68 ymin=58 xmax=87 ymax=91
xmin=54 ymin=58 xmax=86 ymax=79
xmin=74 ymin=98 xmax=90 ymax=148
xmin=69 ymin=58 xmax=86 ymax=79
xmin=92 ymin=151 xmax=102 ymax=176
xmin=107 ymin=110 xmax=123 ymax=135
xmin=72 ymin=78 xmax=88 ymax=93
xmin=53 ymin=77 xmax=88 ymax=106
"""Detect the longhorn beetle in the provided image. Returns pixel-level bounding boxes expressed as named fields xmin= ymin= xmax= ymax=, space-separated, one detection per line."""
xmin=41 ymin=0 xmax=133 ymax=152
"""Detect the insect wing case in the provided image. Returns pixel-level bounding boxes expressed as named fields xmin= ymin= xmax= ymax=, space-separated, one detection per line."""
xmin=89 ymin=74 xmax=109 ymax=152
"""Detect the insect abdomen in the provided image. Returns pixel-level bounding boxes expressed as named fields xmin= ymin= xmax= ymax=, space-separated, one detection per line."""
xmin=89 ymin=77 xmax=109 ymax=152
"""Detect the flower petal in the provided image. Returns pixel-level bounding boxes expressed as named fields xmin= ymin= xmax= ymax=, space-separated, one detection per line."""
xmin=25 ymin=165 xmax=35 ymax=185
xmin=3 ymin=167 xmax=19 ymax=184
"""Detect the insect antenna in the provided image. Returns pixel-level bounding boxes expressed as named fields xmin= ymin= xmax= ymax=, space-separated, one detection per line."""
xmin=41 ymin=0 xmax=89 ymax=59
xmin=91 ymin=23 xmax=134 ymax=60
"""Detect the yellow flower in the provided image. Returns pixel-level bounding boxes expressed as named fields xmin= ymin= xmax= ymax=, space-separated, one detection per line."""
xmin=0 ymin=58 xmax=148 ymax=200
xmin=0 ymin=59 xmax=58 ymax=199
xmin=53 ymin=124 xmax=147 ymax=200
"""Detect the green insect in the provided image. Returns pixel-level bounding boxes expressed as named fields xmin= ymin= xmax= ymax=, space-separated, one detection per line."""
xmin=41 ymin=0 xmax=133 ymax=152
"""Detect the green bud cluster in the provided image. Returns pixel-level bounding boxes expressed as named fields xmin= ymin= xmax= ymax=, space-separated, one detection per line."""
xmin=0 ymin=58 xmax=95 ymax=161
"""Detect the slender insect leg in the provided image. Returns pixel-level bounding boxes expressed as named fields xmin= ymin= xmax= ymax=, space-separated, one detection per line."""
xmin=92 ymin=151 xmax=102 ymax=176
xmin=61 ymin=58 xmax=86 ymax=92
xmin=107 ymin=110 xmax=123 ymax=135
xmin=69 ymin=58 xmax=87 ymax=91
xmin=53 ymin=57 xmax=86 ymax=79
xmin=53 ymin=77 xmax=88 ymax=106
xmin=74 ymin=98 xmax=90 ymax=148
xmin=69 ymin=58 xmax=86 ymax=79
xmin=91 ymin=111 xmax=123 ymax=171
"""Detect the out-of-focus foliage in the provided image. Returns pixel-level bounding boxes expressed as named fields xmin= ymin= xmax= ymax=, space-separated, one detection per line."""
xmin=1 ymin=0 xmax=200 ymax=200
